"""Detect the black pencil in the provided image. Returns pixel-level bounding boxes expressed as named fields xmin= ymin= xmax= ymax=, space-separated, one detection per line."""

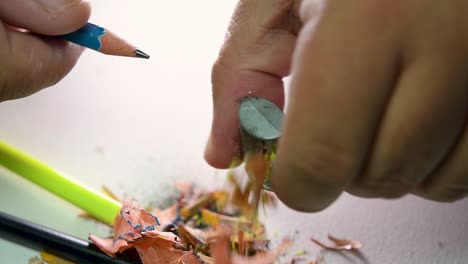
xmin=0 ymin=211 xmax=139 ymax=264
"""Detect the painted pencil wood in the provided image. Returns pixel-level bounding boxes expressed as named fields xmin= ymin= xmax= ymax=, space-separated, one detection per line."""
xmin=59 ymin=22 xmax=149 ymax=59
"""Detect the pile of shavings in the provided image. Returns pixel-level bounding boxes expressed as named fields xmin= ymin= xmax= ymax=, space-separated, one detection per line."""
xmin=88 ymin=176 xmax=289 ymax=263
xmin=30 ymin=154 xmax=362 ymax=264
xmin=88 ymin=154 xmax=363 ymax=264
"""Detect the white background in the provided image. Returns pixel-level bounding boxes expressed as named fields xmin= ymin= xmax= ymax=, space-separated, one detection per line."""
xmin=1 ymin=1 xmax=467 ymax=263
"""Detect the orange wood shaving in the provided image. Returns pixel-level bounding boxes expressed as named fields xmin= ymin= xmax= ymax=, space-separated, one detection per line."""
xmin=311 ymin=234 xmax=362 ymax=251
xmin=180 ymin=193 xmax=216 ymax=218
xmin=213 ymin=226 xmax=292 ymax=264
xmin=201 ymin=208 xmax=253 ymax=230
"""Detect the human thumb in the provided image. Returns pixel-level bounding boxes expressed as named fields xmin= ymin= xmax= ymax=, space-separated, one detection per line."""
xmin=0 ymin=0 xmax=91 ymax=35
xmin=0 ymin=0 xmax=91 ymax=101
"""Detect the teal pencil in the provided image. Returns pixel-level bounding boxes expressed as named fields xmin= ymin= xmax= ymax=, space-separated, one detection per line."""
xmin=59 ymin=22 xmax=149 ymax=59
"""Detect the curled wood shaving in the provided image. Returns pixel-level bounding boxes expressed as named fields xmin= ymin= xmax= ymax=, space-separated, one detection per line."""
xmin=177 ymin=224 xmax=210 ymax=254
xmin=28 ymin=252 xmax=75 ymax=264
xmin=311 ymin=234 xmax=362 ymax=251
xmin=212 ymin=226 xmax=292 ymax=264
xmin=179 ymin=193 xmax=216 ymax=218
xmin=245 ymin=154 xmax=268 ymax=211
xmin=87 ymin=169 xmax=361 ymax=264
xmin=149 ymin=204 xmax=178 ymax=228
xmin=201 ymin=208 xmax=256 ymax=231
xmin=89 ymin=199 xmax=203 ymax=264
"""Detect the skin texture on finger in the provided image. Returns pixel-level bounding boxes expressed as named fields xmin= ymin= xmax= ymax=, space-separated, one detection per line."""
xmin=417 ymin=122 xmax=468 ymax=202
xmin=271 ymin=0 xmax=403 ymax=212
xmin=349 ymin=1 xmax=468 ymax=199
xmin=350 ymin=57 xmax=468 ymax=198
xmin=205 ymin=0 xmax=302 ymax=169
xmin=0 ymin=25 xmax=84 ymax=101
xmin=0 ymin=0 xmax=90 ymax=35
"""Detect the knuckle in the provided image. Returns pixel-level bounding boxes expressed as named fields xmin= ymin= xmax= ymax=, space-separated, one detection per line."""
xmin=426 ymin=185 xmax=468 ymax=202
xmin=273 ymin=138 xmax=352 ymax=212
xmin=286 ymin=138 xmax=358 ymax=187
xmin=267 ymin=0 xmax=302 ymax=34
xmin=211 ymin=58 xmax=230 ymax=83
xmin=273 ymin=160 xmax=342 ymax=213
xmin=0 ymin=61 xmax=46 ymax=102
xmin=369 ymin=180 xmax=413 ymax=198
xmin=360 ymin=167 xmax=418 ymax=198
xmin=210 ymin=59 xmax=231 ymax=99
xmin=211 ymin=59 xmax=226 ymax=80
xmin=0 ymin=64 xmax=27 ymax=101
xmin=0 ymin=69 xmax=10 ymax=101
xmin=356 ymin=158 xmax=424 ymax=199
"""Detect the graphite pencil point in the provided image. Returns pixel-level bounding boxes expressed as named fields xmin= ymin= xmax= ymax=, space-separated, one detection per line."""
xmin=135 ymin=49 xmax=150 ymax=59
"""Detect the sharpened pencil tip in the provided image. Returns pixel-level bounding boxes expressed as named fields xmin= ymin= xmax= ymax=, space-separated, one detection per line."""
xmin=135 ymin=49 xmax=150 ymax=59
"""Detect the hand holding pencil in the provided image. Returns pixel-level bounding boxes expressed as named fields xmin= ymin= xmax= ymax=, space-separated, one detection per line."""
xmin=0 ymin=0 xmax=148 ymax=103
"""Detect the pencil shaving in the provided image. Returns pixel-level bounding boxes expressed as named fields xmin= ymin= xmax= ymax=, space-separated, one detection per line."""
xmin=309 ymin=255 xmax=324 ymax=264
xmin=89 ymin=199 xmax=200 ymax=263
xmin=311 ymin=234 xmax=362 ymax=251
xmin=40 ymin=252 xmax=75 ymax=264
xmin=29 ymin=252 xmax=76 ymax=264
xmin=88 ymin=174 xmax=284 ymax=264
xmin=213 ymin=226 xmax=292 ymax=264
xmin=87 ymin=163 xmax=359 ymax=263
